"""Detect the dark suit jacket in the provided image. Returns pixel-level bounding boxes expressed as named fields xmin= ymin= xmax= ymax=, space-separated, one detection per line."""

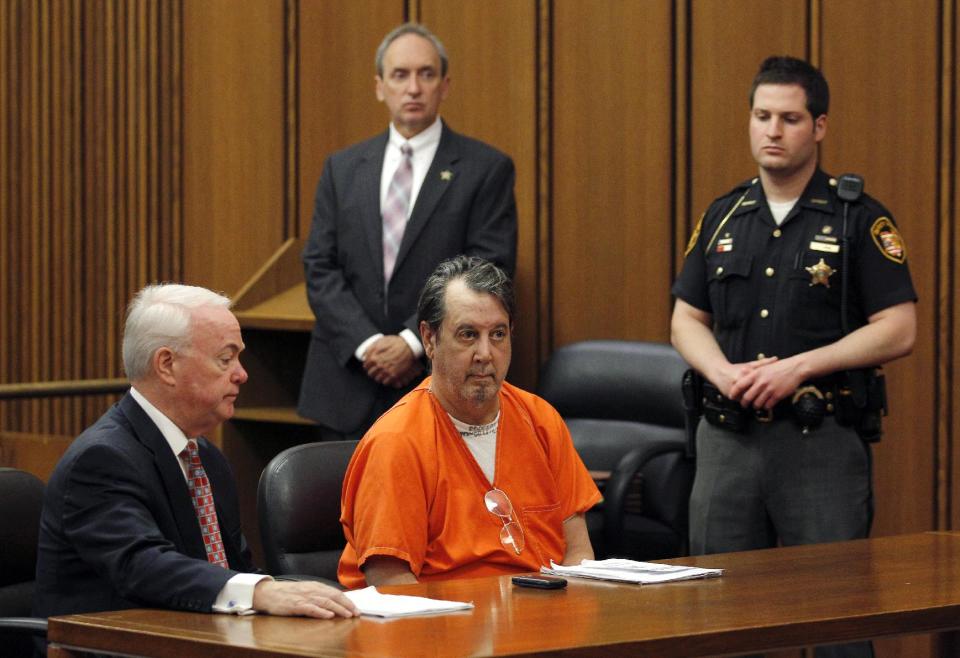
xmin=33 ymin=393 xmax=257 ymax=618
xmin=298 ymin=121 xmax=517 ymax=434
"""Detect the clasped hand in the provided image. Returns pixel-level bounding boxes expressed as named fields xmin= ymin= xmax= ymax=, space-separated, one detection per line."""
xmin=719 ymin=355 xmax=807 ymax=410
xmin=363 ymin=335 xmax=423 ymax=388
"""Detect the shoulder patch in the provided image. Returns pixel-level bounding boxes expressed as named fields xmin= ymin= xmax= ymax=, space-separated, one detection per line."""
xmin=870 ymin=217 xmax=907 ymax=264
xmin=685 ymin=213 xmax=704 ymax=258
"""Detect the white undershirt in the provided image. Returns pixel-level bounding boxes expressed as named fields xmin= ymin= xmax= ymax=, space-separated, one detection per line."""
xmin=129 ymin=387 xmax=269 ymax=615
xmin=768 ymin=198 xmax=798 ymax=225
xmin=355 ymin=117 xmax=444 ymax=363
xmin=451 ymin=412 xmax=501 ymax=485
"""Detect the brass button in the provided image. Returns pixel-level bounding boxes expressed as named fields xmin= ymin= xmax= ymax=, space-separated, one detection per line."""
xmin=826 ymin=403 xmax=835 ymax=413
xmin=825 ymin=391 xmax=833 ymax=400
xmin=716 ymin=266 xmax=724 ymax=275
xmin=765 ymin=267 xmax=775 ymax=277
xmin=760 ymin=309 xmax=769 ymax=318
xmin=773 ymin=229 xmax=782 ymax=238
xmin=719 ymin=414 xmax=726 ymax=423
xmin=757 ymin=353 xmax=765 ymax=359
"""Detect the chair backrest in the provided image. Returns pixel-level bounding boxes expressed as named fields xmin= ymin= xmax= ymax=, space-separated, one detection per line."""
xmin=0 ymin=467 xmax=47 ymax=656
xmin=257 ymin=440 xmax=358 ymax=581
xmin=537 ymin=340 xmax=693 ymax=559
xmin=0 ymin=467 xmax=44 ymax=617
xmin=538 ymin=340 xmax=687 ymax=429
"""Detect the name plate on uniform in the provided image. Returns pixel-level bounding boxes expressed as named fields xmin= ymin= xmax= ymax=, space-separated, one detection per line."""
xmin=810 ymin=241 xmax=840 ymax=253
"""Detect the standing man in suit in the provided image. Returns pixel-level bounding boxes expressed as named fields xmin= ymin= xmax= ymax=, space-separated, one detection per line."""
xmin=298 ymin=23 xmax=518 ymax=438
xmin=34 ymin=284 xmax=357 ymax=620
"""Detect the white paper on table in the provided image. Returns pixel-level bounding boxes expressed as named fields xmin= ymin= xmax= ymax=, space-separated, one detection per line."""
xmin=344 ymin=586 xmax=474 ymax=618
xmin=541 ymin=558 xmax=723 ymax=584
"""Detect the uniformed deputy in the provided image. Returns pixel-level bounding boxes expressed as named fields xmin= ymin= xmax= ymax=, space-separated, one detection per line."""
xmin=671 ymin=56 xmax=916 ymax=658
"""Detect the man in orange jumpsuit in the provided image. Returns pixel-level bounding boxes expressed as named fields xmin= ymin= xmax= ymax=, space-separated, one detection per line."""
xmin=339 ymin=256 xmax=600 ymax=588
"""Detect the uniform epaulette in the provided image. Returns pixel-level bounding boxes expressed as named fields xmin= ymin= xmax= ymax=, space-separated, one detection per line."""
xmin=709 ymin=177 xmax=758 ymax=205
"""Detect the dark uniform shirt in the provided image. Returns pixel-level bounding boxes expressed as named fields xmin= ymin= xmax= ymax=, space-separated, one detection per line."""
xmin=673 ymin=169 xmax=917 ymax=364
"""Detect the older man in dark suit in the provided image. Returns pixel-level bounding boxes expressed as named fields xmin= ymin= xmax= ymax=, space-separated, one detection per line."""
xmin=298 ymin=23 xmax=517 ymax=438
xmin=34 ymin=284 xmax=357 ymax=621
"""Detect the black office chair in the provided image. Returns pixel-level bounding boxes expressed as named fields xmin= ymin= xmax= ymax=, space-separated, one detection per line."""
xmin=537 ymin=340 xmax=695 ymax=560
xmin=0 ymin=467 xmax=48 ymax=656
xmin=257 ymin=440 xmax=359 ymax=584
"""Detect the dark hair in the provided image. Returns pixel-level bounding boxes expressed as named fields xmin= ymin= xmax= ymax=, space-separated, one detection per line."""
xmin=417 ymin=255 xmax=516 ymax=336
xmin=749 ymin=56 xmax=829 ymax=119
xmin=376 ymin=23 xmax=448 ymax=78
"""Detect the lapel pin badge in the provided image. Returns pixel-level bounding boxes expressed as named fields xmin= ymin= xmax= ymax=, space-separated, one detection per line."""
xmin=440 ymin=170 xmax=453 ymax=181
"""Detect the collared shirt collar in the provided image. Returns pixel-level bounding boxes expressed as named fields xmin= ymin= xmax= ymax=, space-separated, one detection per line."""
xmin=734 ymin=169 xmax=835 ymax=219
xmin=388 ymin=115 xmax=442 ymax=153
xmin=129 ymin=386 xmax=191 ymax=473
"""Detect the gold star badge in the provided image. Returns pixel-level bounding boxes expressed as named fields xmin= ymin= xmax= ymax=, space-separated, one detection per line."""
xmin=805 ymin=258 xmax=836 ymax=287
xmin=440 ymin=170 xmax=453 ymax=181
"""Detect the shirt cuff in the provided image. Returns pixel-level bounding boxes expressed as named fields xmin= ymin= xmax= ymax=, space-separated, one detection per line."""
xmin=355 ymin=334 xmax=384 ymax=361
xmin=212 ymin=573 xmax=272 ymax=615
xmin=399 ymin=329 xmax=424 ymax=358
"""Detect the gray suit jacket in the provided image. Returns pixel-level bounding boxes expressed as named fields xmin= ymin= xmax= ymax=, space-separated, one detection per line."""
xmin=298 ymin=122 xmax=517 ymax=433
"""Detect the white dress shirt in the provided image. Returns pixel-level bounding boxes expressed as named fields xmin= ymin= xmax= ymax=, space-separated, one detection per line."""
xmin=355 ymin=116 xmax=444 ymax=362
xmin=129 ymin=387 xmax=269 ymax=614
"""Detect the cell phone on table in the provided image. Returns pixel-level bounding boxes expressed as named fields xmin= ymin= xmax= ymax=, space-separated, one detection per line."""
xmin=511 ymin=575 xmax=567 ymax=589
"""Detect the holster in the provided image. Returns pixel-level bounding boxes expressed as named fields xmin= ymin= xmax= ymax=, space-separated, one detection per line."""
xmin=681 ymin=369 xmax=704 ymax=457
xmin=701 ymin=392 xmax=747 ymax=433
xmin=836 ymin=368 xmax=887 ymax=442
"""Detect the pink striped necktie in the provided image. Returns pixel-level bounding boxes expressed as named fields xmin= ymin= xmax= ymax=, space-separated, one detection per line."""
xmin=183 ymin=440 xmax=229 ymax=568
xmin=382 ymin=142 xmax=413 ymax=282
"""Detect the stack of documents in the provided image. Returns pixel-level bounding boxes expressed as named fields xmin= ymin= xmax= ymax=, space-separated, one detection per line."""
xmin=542 ymin=558 xmax=723 ymax=584
xmin=344 ymin=586 xmax=474 ymax=618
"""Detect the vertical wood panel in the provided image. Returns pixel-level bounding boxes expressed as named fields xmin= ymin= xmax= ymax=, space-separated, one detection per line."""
xmin=297 ymin=0 xmax=403 ymax=241
xmin=181 ymin=0 xmax=285 ymax=294
xmin=688 ymin=0 xmax=806 ymax=222
xmin=820 ymin=5 xmax=940 ymax=656
xmin=820 ymin=1 xmax=938 ymax=558
xmin=0 ymin=0 xmax=181 ymax=459
xmin=951 ymin=0 xmax=960 ymax=536
xmin=419 ymin=0 xmax=539 ymax=388
xmin=552 ymin=0 xmax=674 ymax=347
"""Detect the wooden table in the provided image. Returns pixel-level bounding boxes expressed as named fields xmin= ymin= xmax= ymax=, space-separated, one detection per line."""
xmin=47 ymin=532 xmax=960 ymax=657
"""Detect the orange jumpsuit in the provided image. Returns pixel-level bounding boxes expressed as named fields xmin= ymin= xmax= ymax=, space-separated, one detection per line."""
xmin=338 ymin=378 xmax=601 ymax=589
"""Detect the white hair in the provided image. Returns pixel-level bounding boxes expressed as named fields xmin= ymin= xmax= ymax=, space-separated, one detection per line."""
xmin=122 ymin=283 xmax=232 ymax=381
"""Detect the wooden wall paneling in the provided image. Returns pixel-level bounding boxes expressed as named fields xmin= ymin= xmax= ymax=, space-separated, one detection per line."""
xmin=552 ymin=1 xmax=674 ymax=349
xmin=673 ymin=0 xmax=690 ymax=276
xmin=419 ymin=0 xmax=539 ymax=388
xmin=0 ymin=0 xmax=9 ymax=432
xmin=688 ymin=0 xmax=807 ymax=222
xmin=296 ymin=0 xmax=403 ymax=240
xmin=0 ymin=0 xmax=180 ymax=477
xmin=820 ymin=4 xmax=940 ymax=657
xmin=182 ymin=0 xmax=286 ymax=295
xmin=951 ymin=0 xmax=960 ymax=535
xmin=819 ymin=0 xmax=938 ymax=539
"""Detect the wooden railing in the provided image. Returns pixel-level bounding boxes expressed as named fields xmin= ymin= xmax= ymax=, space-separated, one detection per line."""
xmin=0 ymin=379 xmax=129 ymax=400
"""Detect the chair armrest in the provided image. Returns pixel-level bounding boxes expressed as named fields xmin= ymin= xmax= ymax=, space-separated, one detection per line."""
xmin=0 ymin=616 xmax=48 ymax=637
xmin=274 ymin=574 xmax=344 ymax=590
xmin=602 ymin=438 xmax=687 ymax=555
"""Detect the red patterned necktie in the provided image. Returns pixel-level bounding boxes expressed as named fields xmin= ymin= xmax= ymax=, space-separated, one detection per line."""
xmin=382 ymin=142 xmax=413 ymax=282
xmin=183 ymin=440 xmax=229 ymax=568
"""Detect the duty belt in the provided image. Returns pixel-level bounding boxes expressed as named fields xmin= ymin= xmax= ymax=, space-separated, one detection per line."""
xmin=701 ymin=378 xmax=840 ymax=433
